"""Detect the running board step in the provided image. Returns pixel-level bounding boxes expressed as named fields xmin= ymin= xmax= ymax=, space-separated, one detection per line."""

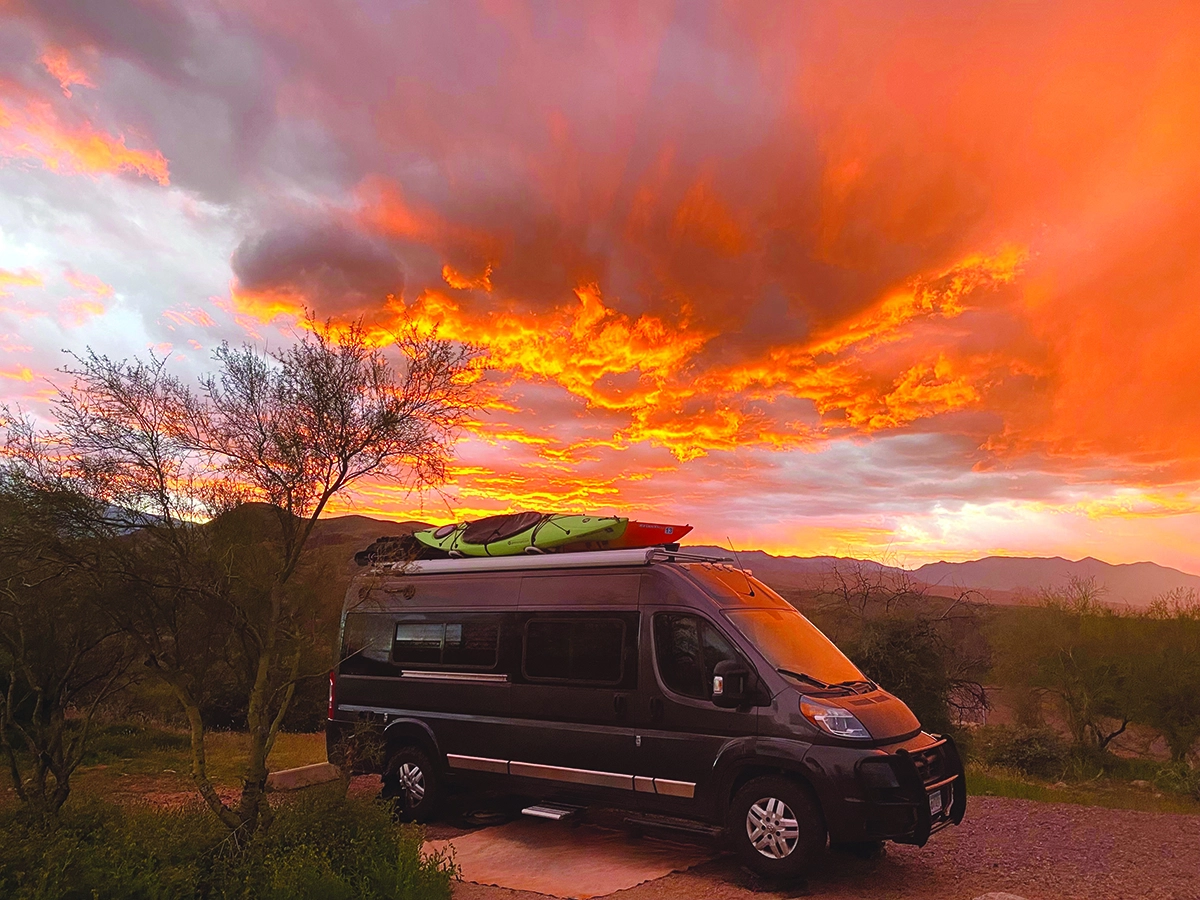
xmin=624 ymin=812 xmax=725 ymax=841
xmin=522 ymin=802 xmax=584 ymax=821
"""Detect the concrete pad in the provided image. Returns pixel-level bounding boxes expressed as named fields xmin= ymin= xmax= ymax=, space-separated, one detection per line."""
xmin=425 ymin=818 xmax=713 ymax=899
xmin=266 ymin=762 xmax=342 ymax=792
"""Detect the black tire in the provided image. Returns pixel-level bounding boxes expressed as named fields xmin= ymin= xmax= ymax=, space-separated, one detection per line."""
xmin=728 ymin=775 xmax=826 ymax=879
xmin=380 ymin=746 xmax=441 ymax=823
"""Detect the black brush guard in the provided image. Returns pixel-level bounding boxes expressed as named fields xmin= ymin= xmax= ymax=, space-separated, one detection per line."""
xmin=856 ymin=734 xmax=967 ymax=846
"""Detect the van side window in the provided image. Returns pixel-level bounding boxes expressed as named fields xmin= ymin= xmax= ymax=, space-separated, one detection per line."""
xmin=524 ymin=618 xmax=624 ymax=685
xmin=341 ymin=613 xmax=401 ymax=676
xmin=393 ymin=618 xmax=500 ymax=669
xmin=654 ymin=613 xmax=740 ymax=700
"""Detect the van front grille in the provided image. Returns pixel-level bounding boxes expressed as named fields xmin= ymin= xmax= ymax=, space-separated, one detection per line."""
xmin=911 ymin=744 xmax=946 ymax=786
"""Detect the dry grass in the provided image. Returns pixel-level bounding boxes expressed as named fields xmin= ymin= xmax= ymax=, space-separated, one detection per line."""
xmin=4 ymin=728 xmax=328 ymax=810
xmin=966 ymin=763 xmax=1200 ymax=815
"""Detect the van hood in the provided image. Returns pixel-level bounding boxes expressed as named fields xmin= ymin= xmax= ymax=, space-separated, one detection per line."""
xmin=834 ymin=690 xmax=921 ymax=741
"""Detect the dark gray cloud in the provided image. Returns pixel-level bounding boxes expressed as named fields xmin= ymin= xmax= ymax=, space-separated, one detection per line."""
xmin=231 ymin=216 xmax=404 ymax=313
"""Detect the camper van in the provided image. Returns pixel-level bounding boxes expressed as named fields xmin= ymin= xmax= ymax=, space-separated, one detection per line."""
xmin=326 ymin=547 xmax=965 ymax=877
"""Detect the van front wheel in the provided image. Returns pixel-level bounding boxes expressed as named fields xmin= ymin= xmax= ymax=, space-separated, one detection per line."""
xmin=729 ymin=775 xmax=825 ymax=878
xmin=381 ymin=746 xmax=441 ymax=823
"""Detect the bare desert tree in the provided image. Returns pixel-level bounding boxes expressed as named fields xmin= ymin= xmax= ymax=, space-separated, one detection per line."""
xmin=7 ymin=317 xmax=479 ymax=834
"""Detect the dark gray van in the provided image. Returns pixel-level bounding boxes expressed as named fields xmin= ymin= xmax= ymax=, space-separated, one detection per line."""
xmin=326 ymin=548 xmax=965 ymax=877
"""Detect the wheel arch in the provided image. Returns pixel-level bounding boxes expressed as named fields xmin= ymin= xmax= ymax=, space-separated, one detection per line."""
xmin=727 ymin=763 xmax=825 ymax=824
xmin=382 ymin=718 xmax=443 ymax=772
xmin=711 ymin=738 xmax=824 ymax=818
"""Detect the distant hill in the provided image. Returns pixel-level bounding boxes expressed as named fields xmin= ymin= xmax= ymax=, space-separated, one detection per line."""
xmin=673 ymin=546 xmax=1199 ymax=609
xmin=308 ymin=516 xmax=1199 ymax=609
xmin=912 ymin=556 xmax=1200 ymax=608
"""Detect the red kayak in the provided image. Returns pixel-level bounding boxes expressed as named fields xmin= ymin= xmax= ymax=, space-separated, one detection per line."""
xmin=559 ymin=521 xmax=692 ymax=552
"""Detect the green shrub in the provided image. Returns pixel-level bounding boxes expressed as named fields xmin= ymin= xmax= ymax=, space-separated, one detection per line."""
xmin=0 ymin=796 xmax=456 ymax=900
xmin=972 ymin=724 xmax=1070 ymax=778
xmin=210 ymin=797 xmax=457 ymax=900
xmin=0 ymin=801 xmax=212 ymax=899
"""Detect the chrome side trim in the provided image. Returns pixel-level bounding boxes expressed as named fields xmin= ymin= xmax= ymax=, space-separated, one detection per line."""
xmin=447 ymin=754 xmax=509 ymax=774
xmin=653 ymin=778 xmax=696 ymax=798
xmin=508 ymin=761 xmax=635 ymax=791
xmin=398 ymin=671 xmax=509 ymax=683
xmin=633 ymin=776 xmax=655 ymax=794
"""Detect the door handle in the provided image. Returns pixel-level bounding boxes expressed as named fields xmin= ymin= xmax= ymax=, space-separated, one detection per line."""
xmin=613 ymin=693 xmax=628 ymax=720
xmin=650 ymin=696 xmax=664 ymax=722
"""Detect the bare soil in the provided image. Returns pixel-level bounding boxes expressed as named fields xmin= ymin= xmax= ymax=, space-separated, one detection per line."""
xmin=434 ymin=796 xmax=1200 ymax=900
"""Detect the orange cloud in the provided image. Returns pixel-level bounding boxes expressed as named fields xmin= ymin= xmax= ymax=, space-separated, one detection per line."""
xmin=0 ymin=366 xmax=34 ymax=382
xmin=0 ymin=268 xmax=44 ymax=295
xmin=0 ymin=95 xmax=169 ymax=185
xmin=58 ymin=297 xmax=107 ymax=326
xmin=162 ymin=305 xmax=218 ymax=329
xmin=41 ymin=47 xmax=93 ymax=98
xmin=63 ymin=269 xmax=114 ymax=297
xmin=443 ymin=263 xmax=493 ymax=292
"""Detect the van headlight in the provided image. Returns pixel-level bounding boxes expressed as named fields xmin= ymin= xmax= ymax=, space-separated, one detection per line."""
xmin=800 ymin=696 xmax=872 ymax=739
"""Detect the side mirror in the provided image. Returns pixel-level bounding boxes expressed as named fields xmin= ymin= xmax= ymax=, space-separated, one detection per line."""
xmin=712 ymin=659 xmax=753 ymax=708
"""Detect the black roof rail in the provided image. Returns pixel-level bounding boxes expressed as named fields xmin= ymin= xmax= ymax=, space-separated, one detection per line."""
xmin=365 ymin=546 xmax=735 ymax=576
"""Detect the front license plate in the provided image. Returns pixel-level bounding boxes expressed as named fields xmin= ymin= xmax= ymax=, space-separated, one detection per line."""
xmin=928 ymin=789 xmax=943 ymax=816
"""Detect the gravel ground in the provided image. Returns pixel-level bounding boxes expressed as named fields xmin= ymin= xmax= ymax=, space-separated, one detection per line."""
xmin=434 ymin=796 xmax=1200 ymax=900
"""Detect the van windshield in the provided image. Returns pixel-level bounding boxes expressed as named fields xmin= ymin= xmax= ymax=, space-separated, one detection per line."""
xmin=724 ymin=608 xmax=865 ymax=687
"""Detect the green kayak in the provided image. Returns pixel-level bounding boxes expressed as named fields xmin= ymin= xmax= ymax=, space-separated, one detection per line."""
xmin=414 ymin=512 xmax=628 ymax=557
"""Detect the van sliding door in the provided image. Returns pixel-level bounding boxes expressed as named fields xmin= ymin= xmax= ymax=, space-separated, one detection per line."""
xmin=508 ymin=573 xmax=641 ymax=792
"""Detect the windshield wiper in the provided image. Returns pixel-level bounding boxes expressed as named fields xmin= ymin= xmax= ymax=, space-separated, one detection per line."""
xmin=832 ymin=679 xmax=877 ymax=692
xmin=776 ymin=668 xmax=830 ymax=689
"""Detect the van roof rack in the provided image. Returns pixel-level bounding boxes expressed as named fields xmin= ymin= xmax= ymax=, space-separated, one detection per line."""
xmin=374 ymin=546 xmax=733 ymax=576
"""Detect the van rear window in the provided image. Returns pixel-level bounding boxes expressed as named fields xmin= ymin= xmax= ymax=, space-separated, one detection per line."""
xmin=524 ymin=618 xmax=624 ymax=684
xmin=392 ymin=619 xmax=500 ymax=669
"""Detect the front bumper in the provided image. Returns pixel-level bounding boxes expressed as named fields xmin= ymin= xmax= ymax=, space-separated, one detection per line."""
xmin=855 ymin=734 xmax=967 ymax=845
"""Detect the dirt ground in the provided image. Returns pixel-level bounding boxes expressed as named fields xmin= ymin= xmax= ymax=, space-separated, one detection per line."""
xmin=431 ymin=796 xmax=1200 ymax=900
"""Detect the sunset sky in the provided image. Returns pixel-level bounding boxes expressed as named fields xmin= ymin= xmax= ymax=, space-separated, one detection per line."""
xmin=2 ymin=1 xmax=1199 ymax=572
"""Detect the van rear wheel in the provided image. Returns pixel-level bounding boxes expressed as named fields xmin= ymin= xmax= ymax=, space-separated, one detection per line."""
xmin=729 ymin=775 xmax=825 ymax=879
xmin=381 ymin=746 xmax=441 ymax=823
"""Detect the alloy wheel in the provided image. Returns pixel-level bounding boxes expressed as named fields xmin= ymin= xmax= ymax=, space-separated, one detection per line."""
xmin=396 ymin=762 xmax=426 ymax=806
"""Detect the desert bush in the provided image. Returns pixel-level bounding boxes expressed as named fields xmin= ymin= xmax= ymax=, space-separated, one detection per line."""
xmin=1136 ymin=590 xmax=1200 ymax=762
xmin=1152 ymin=761 xmax=1200 ymax=800
xmin=0 ymin=797 xmax=456 ymax=900
xmin=206 ymin=796 xmax=456 ymax=900
xmin=990 ymin=579 xmax=1135 ymax=753
xmin=809 ymin=564 xmax=990 ymax=736
xmin=0 ymin=801 xmax=213 ymax=899
xmin=989 ymin=582 xmax=1200 ymax=765
xmin=972 ymin=724 xmax=1070 ymax=778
